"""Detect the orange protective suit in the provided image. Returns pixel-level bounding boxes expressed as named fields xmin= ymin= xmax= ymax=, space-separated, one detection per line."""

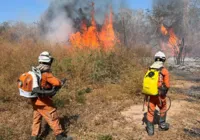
xmin=146 ymin=67 xmax=170 ymax=123
xmin=31 ymin=72 xmax=63 ymax=136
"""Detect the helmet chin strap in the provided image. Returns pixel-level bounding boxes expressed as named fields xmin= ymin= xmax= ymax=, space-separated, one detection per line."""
xmin=50 ymin=57 xmax=54 ymax=64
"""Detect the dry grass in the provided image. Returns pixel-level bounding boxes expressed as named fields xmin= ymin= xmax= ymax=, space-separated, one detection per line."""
xmin=0 ymin=35 xmax=152 ymax=140
xmin=1 ymin=27 xmax=199 ymax=140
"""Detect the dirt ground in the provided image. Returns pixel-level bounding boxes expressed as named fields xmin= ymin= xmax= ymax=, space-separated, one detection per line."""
xmin=65 ymin=70 xmax=200 ymax=140
xmin=0 ymin=71 xmax=200 ymax=140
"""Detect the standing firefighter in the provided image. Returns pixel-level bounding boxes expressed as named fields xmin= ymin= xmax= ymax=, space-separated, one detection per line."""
xmin=30 ymin=51 xmax=72 ymax=140
xmin=142 ymin=51 xmax=170 ymax=136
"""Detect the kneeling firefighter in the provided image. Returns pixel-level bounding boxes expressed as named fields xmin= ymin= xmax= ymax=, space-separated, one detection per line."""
xmin=30 ymin=51 xmax=72 ymax=140
xmin=142 ymin=51 xmax=170 ymax=136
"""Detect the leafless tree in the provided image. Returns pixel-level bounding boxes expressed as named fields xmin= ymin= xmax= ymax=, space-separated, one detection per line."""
xmin=148 ymin=0 xmax=200 ymax=65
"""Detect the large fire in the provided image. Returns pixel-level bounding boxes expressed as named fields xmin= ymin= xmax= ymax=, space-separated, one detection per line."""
xmin=69 ymin=3 xmax=117 ymax=51
xmin=160 ymin=24 xmax=179 ymax=55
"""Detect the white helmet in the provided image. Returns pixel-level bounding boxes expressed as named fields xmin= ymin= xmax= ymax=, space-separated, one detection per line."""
xmin=38 ymin=51 xmax=53 ymax=64
xmin=154 ymin=51 xmax=166 ymax=62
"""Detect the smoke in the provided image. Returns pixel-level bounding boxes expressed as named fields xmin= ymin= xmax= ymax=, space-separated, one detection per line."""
xmin=44 ymin=12 xmax=74 ymax=43
xmin=39 ymin=0 xmax=128 ymax=43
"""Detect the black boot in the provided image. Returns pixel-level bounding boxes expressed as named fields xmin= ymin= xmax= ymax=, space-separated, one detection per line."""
xmin=56 ymin=133 xmax=73 ymax=140
xmin=146 ymin=121 xmax=154 ymax=136
xmin=31 ymin=136 xmax=39 ymax=140
xmin=159 ymin=116 xmax=169 ymax=131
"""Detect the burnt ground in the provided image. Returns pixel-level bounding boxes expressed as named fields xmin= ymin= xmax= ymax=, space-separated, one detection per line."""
xmin=171 ymin=70 xmax=200 ymax=99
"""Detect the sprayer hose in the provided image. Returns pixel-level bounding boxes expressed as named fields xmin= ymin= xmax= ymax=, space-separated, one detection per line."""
xmin=146 ymin=95 xmax=172 ymax=115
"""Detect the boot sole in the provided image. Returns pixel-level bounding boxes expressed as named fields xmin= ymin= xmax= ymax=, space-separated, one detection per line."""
xmin=159 ymin=127 xmax=169 ymax=131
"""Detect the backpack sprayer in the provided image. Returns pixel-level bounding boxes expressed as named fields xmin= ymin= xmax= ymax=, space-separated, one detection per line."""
xmin=31 ymin=78 xmax=67 ymax=97
xmin=142 ymin=67 xmax=172 ymax=116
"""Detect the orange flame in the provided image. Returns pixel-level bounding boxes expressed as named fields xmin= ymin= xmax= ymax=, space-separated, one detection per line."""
xmin=160 ymin=24 xmax=168 ymax=35
xmin=160 ymin=24 xmax=179 ymax=55
xmin=99 ymin=7 xmax=117 ymax=50
xmin=69 ymin=3 xmax=117 ymax=51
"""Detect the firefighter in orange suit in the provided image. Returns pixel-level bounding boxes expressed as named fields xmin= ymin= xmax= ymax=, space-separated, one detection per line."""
xmin=30 ymin=51 xmax=72 ymax=140
xmin=146 ymin=51 xmax=170 ymax=136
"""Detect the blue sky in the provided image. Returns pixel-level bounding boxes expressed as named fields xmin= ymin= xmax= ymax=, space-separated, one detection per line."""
xmin=0 ymin=0 xmax=152 ymax=23
xmin=128 ymin=0 xmax=152 ymax=10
